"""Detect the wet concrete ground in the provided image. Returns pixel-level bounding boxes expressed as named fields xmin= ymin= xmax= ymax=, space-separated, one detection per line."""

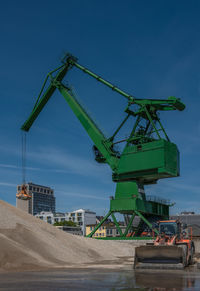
xmin=0 ymin=268 xmax=200 ymax=290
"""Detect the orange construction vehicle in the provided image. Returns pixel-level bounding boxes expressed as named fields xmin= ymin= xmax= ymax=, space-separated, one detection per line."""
xmin=134 ymin=220 xmax=195 ymax=269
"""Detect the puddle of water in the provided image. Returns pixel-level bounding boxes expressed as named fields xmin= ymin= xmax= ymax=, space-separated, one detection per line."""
xmin=0 ymin=268 xmax=200 ymax=290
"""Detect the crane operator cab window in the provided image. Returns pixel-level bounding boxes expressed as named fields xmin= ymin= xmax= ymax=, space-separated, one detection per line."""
xmin=159 ymin=222 xmax=177 ymax=236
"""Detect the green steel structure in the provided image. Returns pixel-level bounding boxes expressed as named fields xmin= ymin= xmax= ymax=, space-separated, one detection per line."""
xmin=21 ymin=53 xmax=185 ymax=238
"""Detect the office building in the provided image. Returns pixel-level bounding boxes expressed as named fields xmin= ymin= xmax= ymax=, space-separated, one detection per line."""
xmin=16 ymin=182 xmax=55 ymax=215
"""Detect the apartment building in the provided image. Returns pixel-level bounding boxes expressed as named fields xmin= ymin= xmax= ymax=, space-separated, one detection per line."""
xmin=86 ymin=222 xmax=126 ymax=238
xmin=66 ymin=209 xmax=96 ymax=236
xmin=35 ymin=211 xmax=82 ymax=235
xmin=35 ymin=209 xmax=96 ymax=236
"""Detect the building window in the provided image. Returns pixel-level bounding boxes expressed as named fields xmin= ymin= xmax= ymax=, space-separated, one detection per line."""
xmin=71 ymin=213 xmax=75 ymax=217
xmin=47 ymin=190 xmax=49 ymax=194
xmin=61 ymin=218 xmax=65 ymax=222
xmin=106 ymin=229 xmax=109 ymax=235
xmin=79 ymin=222 xmax=83 ymax=226
xmin=47 ymin=217 xmax=52 ymax=224
xmin=39 ymin=216 xmax=43 ymax=220
xmin=96 ymin=233 xmax=98 ymax=237
xmin=29 ymin=186 xmax=32 ymax=191
xmin=33 ymin=187 xmax=36 ymax=191
xmin=77 ymin=213 xmax=82 ymax=216
xmin=99 ymin=227 xmax=101 ymax=231
xmin=102 ymin=233 xmax=104 ymax=236
xmin=40 ymin=188 xmax=43 ymax=193
xmin=54 ymin=218 xmax=58 ymax=222
xmin=110 ymin=229 xmax=112 ymax=234
xmin=44 ymin=189 xmax=46 ymax=193
xmin=37 ymin=187 xmax=39 ymax=192
xmin=90 ymin=226 xmax=92 ymax=231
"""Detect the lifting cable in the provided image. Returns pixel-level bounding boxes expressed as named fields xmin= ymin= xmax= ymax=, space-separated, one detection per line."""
xmin=21 ymin=132 xmax=27 ymax=185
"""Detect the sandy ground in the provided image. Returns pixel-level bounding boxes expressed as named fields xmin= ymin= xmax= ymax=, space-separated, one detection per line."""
xmin=0 ymin=200 xmax=135 ymax=272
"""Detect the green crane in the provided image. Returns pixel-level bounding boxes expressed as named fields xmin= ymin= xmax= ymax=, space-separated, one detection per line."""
xmin=21 ymin=53 xmax=185 ymax=238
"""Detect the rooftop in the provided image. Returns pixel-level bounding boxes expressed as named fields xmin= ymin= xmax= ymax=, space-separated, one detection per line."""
xmin=86 ymin=222 xmax=124 ymax=227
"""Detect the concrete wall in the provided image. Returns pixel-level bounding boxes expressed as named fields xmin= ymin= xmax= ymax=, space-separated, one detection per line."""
xmin=193 ymin=239 xmax=200 ymax=253
xmin=16 ymin=199 xmax=29 ymax=213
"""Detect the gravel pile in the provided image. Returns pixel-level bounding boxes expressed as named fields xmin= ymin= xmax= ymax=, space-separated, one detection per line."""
xmin=0 ymin=200 xmax=134 ymax=272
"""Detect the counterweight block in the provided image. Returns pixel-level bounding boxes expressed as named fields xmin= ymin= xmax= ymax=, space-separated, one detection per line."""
xmin=113 ymin=139 xmax=180 ymax=184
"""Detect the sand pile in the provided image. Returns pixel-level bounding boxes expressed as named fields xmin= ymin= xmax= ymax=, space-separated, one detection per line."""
xmin=0 ymin=200 xmax=134 ymax=272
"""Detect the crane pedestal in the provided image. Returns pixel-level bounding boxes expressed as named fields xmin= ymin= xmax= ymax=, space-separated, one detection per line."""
xmin=87 ymin=181 xmax=170 ymax=238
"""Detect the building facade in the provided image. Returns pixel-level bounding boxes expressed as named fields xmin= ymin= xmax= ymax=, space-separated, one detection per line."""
xmin=65 ymin=209 xmax=96 ymax=236
xmin=86 ymin=222 xmax=126 ymax=238
xmin=35 ymin=209 xmax=96 ymax=236
xmin=16 ymin=182 xmax=55 ymax=215
xmin=35 ymin=211 xmax=82 ymax=235
xmin=170 ymin=212 xmax=200 ymax=237
xmin=55 ymin=226 xmax=82 ymax=236
xmin=35 ymin=211 xmax=55 ymax=224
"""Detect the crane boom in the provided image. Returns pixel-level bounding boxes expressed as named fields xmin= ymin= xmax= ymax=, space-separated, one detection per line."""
xmin=56 ymin=83 xmax=118 ymax=170
xmin=21 ymin=58 xmax=118 ymax=170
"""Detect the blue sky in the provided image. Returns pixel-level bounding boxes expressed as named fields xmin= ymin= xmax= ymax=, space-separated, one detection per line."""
xmin=0 ymin=0 xmax=200 ymax=215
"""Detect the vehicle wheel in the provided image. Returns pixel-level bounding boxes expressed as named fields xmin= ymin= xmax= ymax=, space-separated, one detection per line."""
xmin=179 ymin=244 xmax=187 ymax=267
xmin=189 ymin=243 xmax=195 ymax=265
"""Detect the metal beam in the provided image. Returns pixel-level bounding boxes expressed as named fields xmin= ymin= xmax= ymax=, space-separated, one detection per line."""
xmin=123 ymin=212 xmax=136 ymax=237
xmin=135 ymin=210 xmax=159 ymax=235
xmin=73 ymin=62 xmax=135 ymax=102
xmin=86 ymin=210 xmax=112 ymax=237
xmin=21 ymin=65 xmax=70 ymax=132
xmin=111 ymin=213 xmax=123 ymax=237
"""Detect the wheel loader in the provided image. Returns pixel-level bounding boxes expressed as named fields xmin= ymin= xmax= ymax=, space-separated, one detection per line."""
xmin=134 ymin=220 xmax=195 ymax=269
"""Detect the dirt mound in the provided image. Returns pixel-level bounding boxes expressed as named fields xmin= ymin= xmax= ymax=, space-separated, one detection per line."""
xmin=0 ymin=200 xmax=134 ymax=271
